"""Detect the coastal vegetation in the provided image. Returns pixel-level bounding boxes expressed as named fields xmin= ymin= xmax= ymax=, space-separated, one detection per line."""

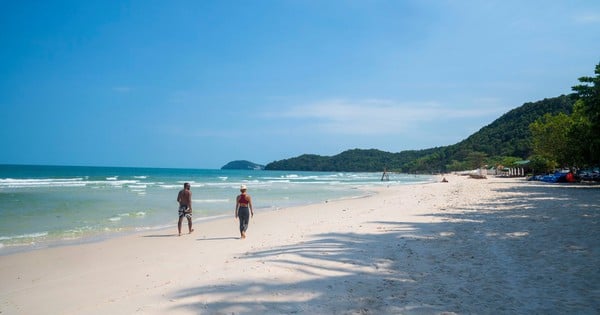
xmin=221 ymin=160 xmax=265 ymax=170
xmin=265 ymin=62 xmax=600 ymax=173
xmin=529 ymin=62 xmax=600 ymax=172
xmin=265 ymin=95 xmax=575 ymax=173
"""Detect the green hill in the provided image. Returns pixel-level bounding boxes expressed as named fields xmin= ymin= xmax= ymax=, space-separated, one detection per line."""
xmin=221 ymin=160 xmax=265 ymax=170
xmin=265 ymin=95 xmax=575 ymax=172
xmin=454 ymin=95 xmax=574 ymax=158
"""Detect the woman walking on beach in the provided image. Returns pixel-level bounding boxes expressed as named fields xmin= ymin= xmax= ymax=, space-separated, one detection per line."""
xmin=235 ymin=184 xmax=254 ymax=239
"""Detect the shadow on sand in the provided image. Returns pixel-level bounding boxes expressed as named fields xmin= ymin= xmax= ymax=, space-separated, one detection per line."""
xmin=142 ymin=234 xmax=178 ymax=238
xmin=196 ymin=237 xmax=239 ymax=241
xmin=170 ymin=183 xmax=599 ymax=314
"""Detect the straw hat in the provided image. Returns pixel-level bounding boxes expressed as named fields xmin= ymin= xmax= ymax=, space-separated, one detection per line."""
xmin=240 ymin=184 xmax=247 ymax=190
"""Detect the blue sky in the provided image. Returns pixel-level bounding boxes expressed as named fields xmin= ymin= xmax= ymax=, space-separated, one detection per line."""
xmin=1 ymin=1 xmax=599 ymax=169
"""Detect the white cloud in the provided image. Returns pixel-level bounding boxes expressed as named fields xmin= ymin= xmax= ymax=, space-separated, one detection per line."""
xmin=573 ymin=12 xmax=600 ymax=24
xmin=273 ymin=99 xmax=503 ymax=135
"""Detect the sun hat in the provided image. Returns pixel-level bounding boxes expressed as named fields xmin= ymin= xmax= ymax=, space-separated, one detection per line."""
xmin=240 ymin=184 xmax=247 ymax=190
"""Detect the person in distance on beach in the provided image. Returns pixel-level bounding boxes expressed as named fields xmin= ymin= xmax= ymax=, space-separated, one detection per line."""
xmin=177 ymin=182 xmax=194 ymax=236
xmin=235 ymin=184 xmax=254 ymax=239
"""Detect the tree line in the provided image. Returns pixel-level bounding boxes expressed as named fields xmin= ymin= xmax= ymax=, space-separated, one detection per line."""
xmin=529 ymin=62 xmax=600 ymax=172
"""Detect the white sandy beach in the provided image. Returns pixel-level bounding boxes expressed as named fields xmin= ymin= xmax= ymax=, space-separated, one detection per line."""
xmin=1 ymin=175 xmax=598 ymax=314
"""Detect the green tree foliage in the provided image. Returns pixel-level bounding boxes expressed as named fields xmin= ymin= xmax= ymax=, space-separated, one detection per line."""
xmin=529 ymin=61 xmax=600 ymax=169
xmin=466 ymin=151 xmax=488 ymax=169
xmin=529 ymin=155 xmax=556 ymax=174
xmin=266 ymin=154 xmax=331 ymax=171
xmin=446 ymin=160 xmax=469 ymax=172
xmin=568 ymin=100 xmax=594 ymax=165
xmin=571 ymin=62 xmax=600 ymax=164
xmin=498 ymin=156 xmax=524 ymax=168
xmin=265 ymin=148 xmax=440 ymax=172
xmin=484 ymin=156 xmax=514 ymax=168
xmin=530 ymin=113 xmax=574 ymax=167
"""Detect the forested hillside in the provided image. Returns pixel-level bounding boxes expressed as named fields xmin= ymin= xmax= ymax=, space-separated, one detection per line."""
xmin=455 ymin=95 xmax=574 ymax=158
xmin=265 ymin=95 xmax=575 ymax=173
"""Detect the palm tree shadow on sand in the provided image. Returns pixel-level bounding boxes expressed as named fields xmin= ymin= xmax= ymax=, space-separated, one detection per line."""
xmin=169 ymin=184 xmax=600 ymax=314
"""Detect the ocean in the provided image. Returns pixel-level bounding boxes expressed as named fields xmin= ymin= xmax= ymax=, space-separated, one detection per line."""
xmin=0 ymin=164 xmax=434 ymax=254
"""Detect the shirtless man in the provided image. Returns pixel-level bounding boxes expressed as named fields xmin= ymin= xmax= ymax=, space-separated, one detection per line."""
xmin=177 ymin=182 xmax=194 ymax=236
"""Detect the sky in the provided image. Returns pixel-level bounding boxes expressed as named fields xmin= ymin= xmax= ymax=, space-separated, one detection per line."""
xmin=1 ymin=1 xmax=599 ymax=169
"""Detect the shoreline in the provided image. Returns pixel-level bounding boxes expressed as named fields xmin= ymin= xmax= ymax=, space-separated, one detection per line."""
xmin=0 ymin=185 xmax=383 ymax=257
xmin=1 ymin=167 xmax=434 ymax=256
xmin=1 ymin=175 xmax=598 ymax=314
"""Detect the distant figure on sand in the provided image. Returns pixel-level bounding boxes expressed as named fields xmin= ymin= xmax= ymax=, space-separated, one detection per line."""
xmin=177 ymin=182 xmax=194 ymax=236
xmin=442 ymin=177 xmax=448 ymax=183
xmin=381 ymin=168 xmax=389 ymax=181
xmin=235 ymin=184 xmax=254 ymax=239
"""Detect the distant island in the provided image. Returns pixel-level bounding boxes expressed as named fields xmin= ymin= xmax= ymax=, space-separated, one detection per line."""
xmin=221 ymin=160 xmax=265 ymax=170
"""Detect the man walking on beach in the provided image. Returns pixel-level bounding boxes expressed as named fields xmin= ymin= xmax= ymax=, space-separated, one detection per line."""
xmin=177 ymin=183 xmax=194 ymax=236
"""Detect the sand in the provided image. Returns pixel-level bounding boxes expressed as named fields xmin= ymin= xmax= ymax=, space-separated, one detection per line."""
xmin=1 ymin=175 xmax=599 ymax=314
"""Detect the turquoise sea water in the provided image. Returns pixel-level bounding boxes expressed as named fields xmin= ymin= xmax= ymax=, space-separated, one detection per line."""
xmin=0 ymin=164 xmax=434 ymax=254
